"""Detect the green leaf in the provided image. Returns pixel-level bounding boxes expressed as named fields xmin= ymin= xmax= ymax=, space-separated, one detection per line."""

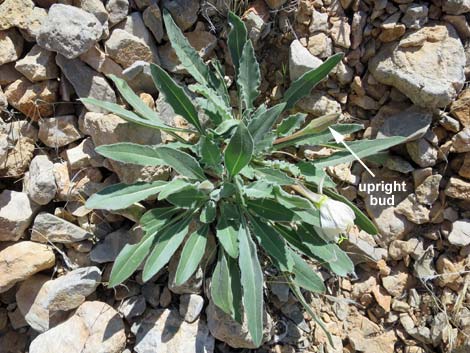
xmin=246 ymin=199 xmax=298 ymax=222
xmin=140 ymin=207 xmax=180 ymax=236
xmin=283 ymin=53 xmax=343 ymax=110
xmin=157 ymin=179 xmax=192 ymax=200
xmin=243 ymin=181 xmax=274 ymax=199
xmin=289 ymin=251 xmax=326 ymax=293
xmin=227 ymin=11 xmax=247 ymax=73
xmin=163 ymin=9 xmax=224 ymax=94
xmin=86 ymin=181 xmax=166 ymax=211
xmin=313 ymin=136 xmax=406 ymax=169
xmin=238 ymin=40 xmax=260 ymax=110
xmin=199 ymin=136 xmax=222 ymax=167
xmin=80 ymin=98 xmax=188 ymax=134
xmin=248 ymin=215 xmax=294 ymax=272
xmin=298 ymin=163 xmax=336 ymax=188
xmin=252 ymin=166 xmax=295 ymax=185
xmin=174 ymin=224 xmax=209 ymax=285
xmin=211 ymin=250 xmax=243 ymax=323
xmin=276 ymin=113 xmax=306 ymax=136
xmin=248 ymin=103 xmax=286 ymax=144
xmin=190 ymin=84 xmax=232 ymax=122
xmin=216 ymin=210 xmax=239 ymax=258
xmin=154 ymin=146 xmax=206 ymax=181
xmin=150 ymin=63 xmax=203 ymax=134
xmin=200 ymin=200 xmax=216 ymax=223
xmin=142 ymin=216 xmax=192 ymax=281
xmin=238 ymin=217 xmax=263 ymax=347
xmin=213 ymin=120 xmax=239 ymax=136
xmin=109 ymin=233 xmax=156 ymax=287
xmin=166 ymin=186 xmax=208 ymax=208
xmin=224 ymin=122 xmax=254 ymax=177
xmin=95 ymin=143 xmax=164 ymax=166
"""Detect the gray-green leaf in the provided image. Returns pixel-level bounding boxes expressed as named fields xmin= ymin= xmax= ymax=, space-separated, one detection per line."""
xmin=238 ymin=40 xmax=260 ymax=110
xmin=95 ymin=143 xmax=163 ymax=166
xmin=227 ymin=11 xmax=248 ymax=73
xmin=154 ymin=146 xmax=206 ymax=181
xmin=224 ymin=122 xmax=254 ymax=177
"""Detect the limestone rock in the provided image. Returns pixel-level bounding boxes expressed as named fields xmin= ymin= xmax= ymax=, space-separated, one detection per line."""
xmin=289 ymin=39 xmax=322 ymax=81
xmin=297 ymin=91 xmax=341 ymax=117
xmin=206 ymin=301 xmax=273 ymax=349
xmin=134 ymin=309 xmax=214 ymax=353
xmin=376 ymin=106 xmax=432 ymax=142
xmin=448 ymin=219 xmax=470 ymax=246
xmin=307 ymin=32 xmax=333 ymax=59
xmin=20 ymin=6 xmax=48 ymax=42
xmin=0 ymin=241 xmax=55 ymax=293
xmin=56 ymin=55 xmax=116 ymax=113
xmin=0 ymin=29 xmax=24 ymax=66
xmin=0 ymin=0 xmax=35 ymax=31
xmin=4 ymin=78 xmax=59 ymax=120
xmin=452 ymin=127 xmax=470 ymax=152
xmin=395 ymin=194 xmax=430 ymax=225
xmin=29 ymin=301 xmax=126 ymax=353
xmin=15 ymin=45 xmax=59 ymax=82
xmin=330 ymin=17 xmax=351 ymax=48
xmin=444 ymin=177 xmax=470 ymax=200
xmin=406 ymin=137 xmax=438 ymax=167
xmin=105 ymin=29 xmax=153 ymax=68
xmin=106 ymin=0 xmax=129 ymax=25
xmin=79 ymin=45 xmax=123 ymax=77
xmin=459 ymin=153 xmax=470 ymax=179
xmin=0 ymin=137 xmax=35 ymax=177
xmin=402 ymin=4 xmax=429 ymax=29
xmin=25 ymin=155 xmax=57 ymax=205
xmin=122 ymin=60 xmax=157 ymax=94
xmin=118 ymin=295 xmax=146 ymax=319
xmin=415 ymin=174 xmax=441 ymax=205
xmin=65 ymin=138 xmax=104 ymax=170
xmin=162 ymin=0 xmax=199 ymax=31
xmin=143 ymin=4 xmax=164 ymax=43
xmin=0 ymin=190 xmax=37 ymax=242
xmin=370 ymin=24 xmax=466 ymax=108
xmin=443 ymin=0 xmax=470 ymax=15
xmin=179 ymin=294 xmax=204 ymax=323
xmin=0 ymin=62 xmax=22 ymax=85
xmin=38 ymin=115 xmax=82 ymax=148
xmin=451 ymin=89 xmax=470 ymax=127
xmin=90 ymin=227 xmax=141 ymax=263
xmin=31 ymin=212 xmax=91 ymax=243
xmin=37 ymin=4 xmax=103 ymax=59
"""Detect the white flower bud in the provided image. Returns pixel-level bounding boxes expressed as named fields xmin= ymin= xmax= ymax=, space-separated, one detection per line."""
xmin=318 ymin=197 xmax=355 ymax=242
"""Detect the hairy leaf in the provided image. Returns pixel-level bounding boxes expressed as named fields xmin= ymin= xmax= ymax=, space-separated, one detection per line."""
xmin=247 ymin=198 xmax=298 ymax=222
xmin=238 ymin=40 xmax=260 ymax=110
xmin=95 ymin=143 xmax=163 ymax=166
xmin=200 ymin=200 xmax=217 ymax=223
xmin=154 ymin=146 xmax=206 ymax=181
xmin=140 ymin=207 xmax=180 ymax=236
xmin=190 ymin=84 xmax=232 ymax=121
xmin=216 ymin=210 xmax=239 ymax=258
xmin=166 ymin=186 xmax=208 ymax=208
xmin=276 ymin=113 xmax=306 ymax=136
xmin=227 ymin=11 xmax=247 ymax=73
xmin=289 ymin=251 xmax=326 ymax=293
xmin=248 ymin=103 xmax=286 ymax=145
xmin=199 ymin=136 xmax=222 ymax=167
xmin=224 ymin=122 xmax=253 ymax=177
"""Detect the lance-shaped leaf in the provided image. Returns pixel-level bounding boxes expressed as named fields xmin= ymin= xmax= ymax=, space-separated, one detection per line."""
xmin=248 ymin=215 xmax=294 ymax=272
xmin=95 ymin=143 xmax=164 ymax=166
xmin=276 ymin=113 xmax=306 ymax=136
xmin=109 ymin=233 xmax=156 ymax=287
xmin=238 ymin=40 xmax=260 ymax=110
xmin=247 ymin=199 xmax=298 ymax=222
xmin=312 ymin=136 xmax=406 ymax=169
xmin=166 ymin=186 xmax=208 ymax=208
xmin=216 ymin=210 xmax=239 ymax=258
xmin=86 ymin=181 xmax=166 ymax=211
xmin=140 ymin=207 xmax=180 ymax=236
xmin=199 ymin=136 xmax=222 ymax=167
xmin=283 ymin=53 xmax=343 ymax=110
xmin=174 ymin=224 xmax=209 ymax=285
xmin=224 ymin=122 xmax=253 ymax=177
xmin=200 ymin=200 xmax=216 ymax=223
xmin=289 ymin=251 xmax=326 ymax=293
xmin=190 ymin=84 xmax=232 ymax=121
xmin=80 ymin=98 xmax=190 ymax=133
xmin=153 ymin=146 xmax=206 ymax=181
xmin=142 ymin=216 xmax=192 ymax=281
xmin=248 ymin=103 xmax=286 ymax=144
xmin=211 ymin=250 xmax=243 ymax=323
xmin=163 ymin=9 xmax=224 ymax=94
xmin=150 ymin=63 xmax=203 ymax=134
xmin=227 ymin=11 xmax=247 ymax=73
xmin=238 ymin=217 xmax=263 ymax=347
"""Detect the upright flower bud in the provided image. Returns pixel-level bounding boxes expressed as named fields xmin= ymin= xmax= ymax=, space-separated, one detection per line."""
xmin=318 ymin=197 xmax=355 ymax=242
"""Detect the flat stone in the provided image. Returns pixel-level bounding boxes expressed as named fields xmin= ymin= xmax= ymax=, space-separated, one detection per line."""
xmin=0 ymin=0 xmax=35 ymax=30
xmin=179 ymin=294 xmax=204 ymax=323
xmin=370 ymin=24 xmax=466 ymax=108
xmin=0 ymin=190 xmax=37 ymax=241
xmin=161 ymin=0 xmax=199 ymax=31
xmin=134 ymin=309 xmax=214 ymax=353
xmin=37 ymin=4 xmax=103 ymax=59
xmin=289 ymin=39 xmax=322 ymax=81
xmin=4 ymin=77 xmax=58 ymax=120
xmin=448 ymin=219 xmax=470 ymax=246
xmin=79 ymin=45 xmax=123 ymax=78
xmin=38 ymin=115 xmax=82 ymax=148
xmin=105 ymin=29 xmax=153 ymax=68
xmin=297 ymin=91 xmax=341 ymax=117
xmin=31 ymin=212 xmax=92 ymax=244
xmin=143 ymin=4 xmax=164 ymax=43
xmin=0 ymin=241 xmax=55 ymax=293
xmin=25 ymin=155 xmax=57 ymax=205
xmin=29 ymin=301 xmax=126 ymax=353
xmin=15 ymin=45 xmax=59 ymax=82
xmin=56 ymin=55 xmax=116 ymax=113
xmin=0 ymin=29 xmax=24 ymax=66
xmin=445 ymin=177 xmax=470 ymax=200
xmin=395 ymin=194 xmax=430 ymax=225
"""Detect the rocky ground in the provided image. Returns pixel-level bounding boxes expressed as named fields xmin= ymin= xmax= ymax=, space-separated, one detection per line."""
xmin=0 ymin=0 xmax=469 ymax=352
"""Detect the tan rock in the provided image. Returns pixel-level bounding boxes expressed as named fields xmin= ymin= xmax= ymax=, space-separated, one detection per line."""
xmin=436 ymin=254 xmax=464 ymax=289
xmin=0 ymin=29 xmax=24 ymax=65
xmin=415 ymin=174 xmax=442 ymax=204
xmin=38 ymin=115 xmax=82 ymax=148
xmin=330 ymin=17 xmax=351 ymax=48
xmin=105 ymin=29 xmax=153 ymax=68
xmin=0 ymin=137 xmax=35 ymax=177
xmin=0 ymin=0 xmax=35 ymax=30
xmin=459 ymin=153 xmax=470 ymax=179
xmin=15 ymin=45 xmax=59 ymax=82
xmin=379 ymin=25 xmax=406 ymax=42
xmin=79 ymin=45 xmax=123 ymax=77
xmin=450 ymin=88 xmax=470 ymax=127
xmin=445 ymin=177 xmax=470 ymax=200
xmin=0 ymin=241 xmax=55 ymax=293
xmin=382 ymin=265 xmax=413 ymax=297
xmin=5 ymin=78 xmax=58 ymax=120
xmin=371 ymin=285 xmax=391 ymax=312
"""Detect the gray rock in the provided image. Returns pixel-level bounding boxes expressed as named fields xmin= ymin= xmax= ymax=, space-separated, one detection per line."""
xmin=106 ymin=0 xmax=129 ymax=25
xmin=443 ymin=0 xmax=470 ymax=15
xmin=289 ymin=39 xmax=322 ymax=81
xmin=309 ymin=8 xmax=328 ymax=33
xmin=90 ymin=227 xmax=141 ymax=263
xmin=143 ymin=4 xmax=164 ymax=43
xmin=0 ymin=190 xmax=37 ymax=242
xmin=402 ymin=4 xmax=428 ymax=29
xmin=395 ymin=194 xmax=430 ymax=225
xmin=448 ymin=219 xmax=470 ymax=246
xmin=29 ymin=301 xmax=126 ymax=353
xmin=376 ymin=106 xmax=432 ymax=142
xmin=118 ymin=295 xmax=146 ymax=319
xmin=0 ymin=29 xmax=24 ymax=65
xmin=38 ymin=115 xmax=82 ymax=148
xmin=179 ymin=294 xmax=204 ymax=323
xmin=142 ymin=282 xmax=161 ymax=307
xmin=162 ymin=0 xmax=199 ymax=31
xmin=122 ymin=60 xmax=157 ymax=94
xmin=15 ymin=45 xmax=59 ymax=82
xmin=105 ymin=29 xmax=153 ymax=68
xmin=406 ymin=138 xmax=438 ymax=167
xmin=415 ymin=174 xmax=441 ymax=205
xmin=206 ymin=300 xmax=273 ymax=349
xmin=37 ymin=4 xmax=103 ymax=59
xmin=370 ymin=24 xmax=466 ymax=108
xmin=65 ymin=137 xmax=104 ymax=170
xmin=56 ymin=55 xmax=116 ymax=113
xmin=296 ymin=91 xmax=341 ymax=117
xmin=134 ymin=309 xmax=215 ymax=353
xmin=20 ymin=6 xmax=48 ymax=42
xmin=244 ymin=12 xmax=266 ymax=45
xmin=25 ymin=155 xmax=57 ymax=205
xmin=31 ymin=212 xmax=91 ymax=244
xmin=452 ymin=127 xmax=470 ymax=152
xmin=77 ymin=0 xmax=109 ymax=26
